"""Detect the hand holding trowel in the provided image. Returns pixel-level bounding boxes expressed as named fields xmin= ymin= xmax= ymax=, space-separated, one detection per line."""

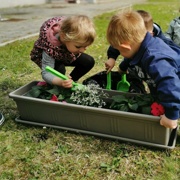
xmin=45 ymin=66 xmax=84 ymax=90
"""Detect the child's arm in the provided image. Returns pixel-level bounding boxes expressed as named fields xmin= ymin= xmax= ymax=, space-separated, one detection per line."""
xmin=52 ymin=77 xmax=73 ymax=88
xmin=41 ymin=51 xmax=73 ymax=88
xmin=118 ymin=58 xmax=131 ymax=74
xmin=107 ymin=45 xmax=120 ymax=60
xmin=160 ymin=114 xmax=178 ymax=129
xmin=105 ymin=58 xmax=116 ymax=73
xmin=105 ymin=46 xmax=120 ymax=72
xmin=147 ymin=57 xmax=180 ymax=127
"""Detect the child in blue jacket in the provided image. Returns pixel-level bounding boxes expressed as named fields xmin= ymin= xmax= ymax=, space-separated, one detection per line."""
xmin=105 ymin=10 xmax=180 ymax=73
xmin=106 ymin=10 xmax=180 ymax=129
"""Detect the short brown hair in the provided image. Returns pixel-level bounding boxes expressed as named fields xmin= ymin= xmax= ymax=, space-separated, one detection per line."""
xmin=137 ymin=10 xmax=153 ymax=32
xmin=107 ymin=10 xmax=147 ymax=47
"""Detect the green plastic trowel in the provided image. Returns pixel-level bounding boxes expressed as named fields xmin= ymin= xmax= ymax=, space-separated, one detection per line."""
xmin=116 ymin=74 xmax=130 ymax=92
xmin=106 ymin=71 xmax=112 ymax=90
xmin=45 ymin=66 xmax=84 ymax=90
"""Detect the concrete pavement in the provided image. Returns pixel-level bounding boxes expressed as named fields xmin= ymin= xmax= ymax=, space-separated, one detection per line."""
xmin=0 ymin=0 xmax=145 ymax=46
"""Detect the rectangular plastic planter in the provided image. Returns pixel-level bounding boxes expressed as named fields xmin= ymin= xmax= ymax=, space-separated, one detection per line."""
xmin=9 ymin=81 xmax=178 ymax=149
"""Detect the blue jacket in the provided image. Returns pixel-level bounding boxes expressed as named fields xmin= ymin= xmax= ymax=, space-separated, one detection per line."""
xmin=107 ymin=23 xmax=180 ymax=59
xmin=120 ymin=32 xmax=180 ymax=120
xmin=153 ymin=23 xmax=180 ymax=54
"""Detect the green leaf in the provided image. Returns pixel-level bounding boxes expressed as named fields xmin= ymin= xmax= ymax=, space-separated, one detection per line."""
xmin=128 ymin=98 xmax=137 ymax=104
xmin=100 ymin=163 xmax=109 ymax=168
xmin=109 ymin=101 xmax=116 ymax=109
xmin=141 ymin=106 xmax=151 ymax=115
xmin=137 ymin=100 xmax=149 ymax=106
xmin=128 ymin=103 xmax=138 ymax=111
xmin=119 ymin=104 xmax=129 ymax=112
xmin=58 ymin=94 xmax=65 ymax=100
xmin=46 ymin=86 xmax=60 ymax=95
xmin=27 ymin=89 xmax=41 ymax=98
xmin=112 ymin=95 xmax=128 ymax=103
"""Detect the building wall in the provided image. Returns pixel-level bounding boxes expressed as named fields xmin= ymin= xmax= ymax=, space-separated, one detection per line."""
xmin=0 ymin=0 xmax=46 ymax=8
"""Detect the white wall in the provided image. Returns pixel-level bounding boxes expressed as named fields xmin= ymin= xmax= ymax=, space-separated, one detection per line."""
xmin=0 ymin=0 xmax=46 ymax=8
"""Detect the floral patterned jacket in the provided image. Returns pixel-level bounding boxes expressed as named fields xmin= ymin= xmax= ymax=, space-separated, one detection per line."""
xmin=30 ymin=16 xmax=78 ymax=68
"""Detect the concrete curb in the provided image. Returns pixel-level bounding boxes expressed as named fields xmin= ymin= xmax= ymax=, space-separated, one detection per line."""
xmin=0 ymin=33 xmax=39 ymax=47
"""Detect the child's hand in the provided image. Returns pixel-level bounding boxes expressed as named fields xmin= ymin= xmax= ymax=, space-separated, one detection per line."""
xmin=160 ymin=114 xmax=178 ymax=129
xmin=61 ymin=79 xmax=73 ymax=88
xmin=105 ymin=58 xmax=116 ymax=73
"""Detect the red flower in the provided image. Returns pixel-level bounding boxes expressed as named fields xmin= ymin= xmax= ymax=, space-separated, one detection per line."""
xmin=151 ymin=102 xmax=165 ymax=116
xmin=50 ymin=94 xmax=58 ymax=101
xmin=37 ymin=81 xmax=47 ymax=86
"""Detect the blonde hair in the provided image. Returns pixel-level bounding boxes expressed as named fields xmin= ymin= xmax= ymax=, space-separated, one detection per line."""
xmin=107 ymin=10 xmax=147 ymax=47
xmin=137 ymin=10 xmax=153 ymax=32
xmin=60 ymin=15 xmax=96 ymax=46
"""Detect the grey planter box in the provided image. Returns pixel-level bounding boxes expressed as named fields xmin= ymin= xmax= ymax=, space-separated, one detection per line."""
xmin=9 ymin=81 xmax=178 ymax=149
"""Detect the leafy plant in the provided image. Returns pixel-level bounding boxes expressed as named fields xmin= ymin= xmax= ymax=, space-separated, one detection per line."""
xmin=110 ymin=94 xmax=156 ymax=115
xmin=25 ymin=82 xmax=109 ymax=108
xmin=25 ymin=82 xmax=72 ymax=102
xmin=25 ymin=81 xmax=165 ymax=116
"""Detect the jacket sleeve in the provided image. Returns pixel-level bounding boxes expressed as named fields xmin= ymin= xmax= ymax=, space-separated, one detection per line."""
xmin=153 ymin=22 xmax=180 ymax=54
xmin=107 ymin=46 xmax=120 ymax=60
xmin=164 ymin=19 xmax=175 ymax=40
xmin=41 ymin=51 xmax=56 ymax=84
xmin=119 ymin=58 xmax=130 ymax=72
xmin=148 ymin=58 xmax=180 ymax=120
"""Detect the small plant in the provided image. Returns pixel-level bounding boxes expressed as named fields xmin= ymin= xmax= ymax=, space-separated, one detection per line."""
xmin=70 ymin=84 xmax=109 ymax=108
xmin=25 ymin=81 xmax=72 ymax=102
xmin=109 ymin=94 xmax=162 ymax=115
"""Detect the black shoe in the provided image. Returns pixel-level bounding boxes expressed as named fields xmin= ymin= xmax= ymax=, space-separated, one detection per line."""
xmin=0 ymin=113 xmax=5 ymax=125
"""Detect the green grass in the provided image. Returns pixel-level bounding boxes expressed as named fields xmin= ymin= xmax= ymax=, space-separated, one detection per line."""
xmin=0 ymin=0 xmax=180 ymax=179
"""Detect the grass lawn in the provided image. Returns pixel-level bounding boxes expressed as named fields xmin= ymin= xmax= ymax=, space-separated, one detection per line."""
xmin=0 ymin=0 xmax=180 ymax=179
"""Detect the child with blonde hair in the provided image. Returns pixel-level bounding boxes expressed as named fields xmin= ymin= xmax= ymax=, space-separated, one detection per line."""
xmin=105 ymin=10 xmax=180 ymax=74
xmin=106 ymin=10 xmax=180 ymax=129
xmin=31 ymin=15 xmax=96 ymax=88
